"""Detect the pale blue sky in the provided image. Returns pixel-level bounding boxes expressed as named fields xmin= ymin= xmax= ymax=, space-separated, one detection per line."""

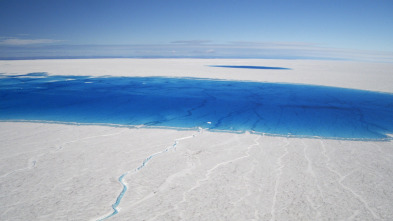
xmin=0 ymin=0 xmax=392 ymax=61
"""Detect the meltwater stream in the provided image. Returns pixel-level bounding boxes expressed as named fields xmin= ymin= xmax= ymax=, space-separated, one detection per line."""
xmin=97 ymin=132 xmax=197 ymax=220
xmin=1 ymin=72 xmax=393 ymax=140
xmin=98 ymin=173 xmax=128 ymax=220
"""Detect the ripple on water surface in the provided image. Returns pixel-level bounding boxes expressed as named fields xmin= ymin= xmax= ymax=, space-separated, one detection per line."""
xmin=0 ymin=73 xmax=392 ymax=140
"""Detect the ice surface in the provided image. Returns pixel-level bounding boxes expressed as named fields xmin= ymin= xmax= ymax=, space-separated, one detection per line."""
xmin=1 ymin=59 xmax=393 ymax=220
xmin=1 ymin=122 xmax=393 ymax=220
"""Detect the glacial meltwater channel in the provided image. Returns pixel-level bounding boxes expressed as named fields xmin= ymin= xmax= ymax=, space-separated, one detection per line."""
xmin=1 ymin=72 xmax=393 ymax=140
xmin=98 ymin=173 xmax=128 ymax=220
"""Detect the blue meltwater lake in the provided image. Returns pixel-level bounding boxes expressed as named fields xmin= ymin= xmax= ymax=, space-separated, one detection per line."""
xmin=1 ymin=72 xmax=393 ymax=140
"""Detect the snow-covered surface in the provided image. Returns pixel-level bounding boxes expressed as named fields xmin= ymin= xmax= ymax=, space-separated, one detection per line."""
xmin=1 ymin=59 xmax=393 ymax=220
xmin=1 ymin=122 xmax=392 ymax=220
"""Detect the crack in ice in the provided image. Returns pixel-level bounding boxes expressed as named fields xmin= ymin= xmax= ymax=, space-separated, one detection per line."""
xmin=0 ymin=129 xmax=127 ymax=179
xmin=97 ymin=173 xmax=128 ymax=221
xmin=172 ymin=135 xmax=261 ymax=219
xmin=319 ymin=140 xmax=380 ymax=220
xmin=302 ymin=140 xmax=325 ymax=198
xmin=97 ymin=129 xmax=200 ymax=220
xmin=270 ymin=138 xmax=289 ymax=221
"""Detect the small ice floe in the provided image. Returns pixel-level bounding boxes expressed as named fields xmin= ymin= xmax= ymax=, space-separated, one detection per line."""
xmin=85 ymin=82 xmax=93 ymax=84
xmin=207 ymin=122 xmax=211 ymax=124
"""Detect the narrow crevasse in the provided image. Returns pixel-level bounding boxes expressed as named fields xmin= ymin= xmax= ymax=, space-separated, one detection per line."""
xmin=97 ymin=129 xmax=201 ymax=220
xmin=98 ymin=173 xmax=128 ymax=220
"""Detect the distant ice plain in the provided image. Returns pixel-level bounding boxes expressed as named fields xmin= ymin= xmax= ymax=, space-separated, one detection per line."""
xmin=1 ymin=59 xmax=393 ymax=220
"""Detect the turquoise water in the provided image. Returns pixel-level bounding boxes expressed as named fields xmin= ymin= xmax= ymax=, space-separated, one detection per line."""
xmin=98 ymin=173 xmax=128 ymax=220
xmin=1 ymin=72 xmax=392 ymax=140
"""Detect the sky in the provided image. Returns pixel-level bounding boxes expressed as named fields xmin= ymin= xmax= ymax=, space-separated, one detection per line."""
xmin=0 ymin=0 xmax=392 ymax=61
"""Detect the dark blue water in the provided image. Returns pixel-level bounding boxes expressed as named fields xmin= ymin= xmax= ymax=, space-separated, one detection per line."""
xmin=209 ymin=65 xmax=290 ymax=70
xmin=1 ymin=73 xmax=392 ymax=140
